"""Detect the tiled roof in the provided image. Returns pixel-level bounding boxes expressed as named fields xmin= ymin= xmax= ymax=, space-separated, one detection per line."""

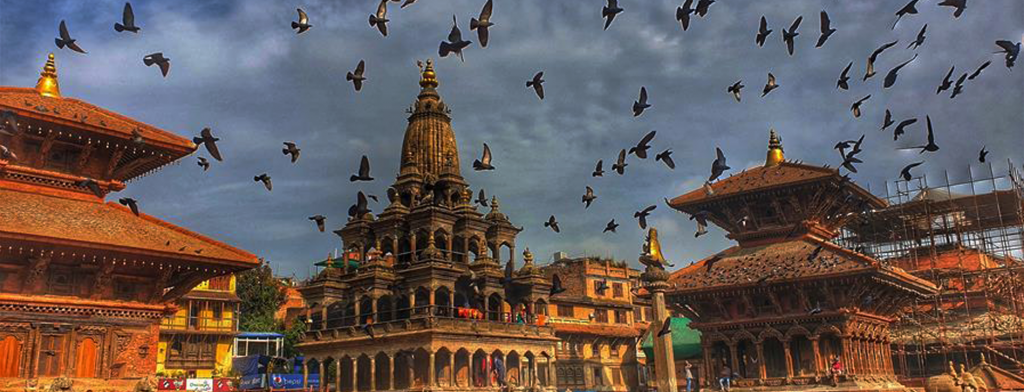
xmin=669 ymin=238 xmax=934 ymax=293
xmin=669 ymin=161 xmax=857 ymax=208
xmin=550 ymin=322 xmax=644 ymax=338
xmin=0 ymin=182 xmax=257 ymax=267
xmin=0 ymin=87 xmax=194 ymax=153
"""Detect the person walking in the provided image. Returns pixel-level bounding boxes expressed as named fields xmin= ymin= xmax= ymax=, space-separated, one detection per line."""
xmin=684 ymin=361 xmax=694 ymax=392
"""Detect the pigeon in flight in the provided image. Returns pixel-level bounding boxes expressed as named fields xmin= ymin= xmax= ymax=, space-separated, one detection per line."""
xmin=604 ymin=219 xmax=619 ymax=233
xmin=656 ymin=149 xmax=675 ymax=169
xmin=851 ymin=95 xmax=870 ymax=118
xmin=582 ymin=186 xmax=597 ymax=208
xmin=676 ymin=0 xmax=694 ymax=31
xmin=882 ymin=109 xmax=894 ymax=131
xmin=979 ymin=146 xmax=989 ymax=163
xmin=602 ymin=0 xmax=623 ymax=30
xmin=816 ymin=11 xmax=835 ymax=48
xmin=0 ymin=144 xmax=17 ymax=162
xmin=473 ymin=143 xmax=494 ymax=170
xmin=709 ymin=147 xmax=729 ymax=182
xmin=634 ymin=205 xmax=656 ymax=229
xmin=907 ymin=24 xmax=926 ymax=50
xmin=900 ymin=162 xmax=923 ymax=181
xmin=77 ymin=178 xmax=104 ymax=198
xmin=351 ymin=155 xmax=374 ymax=181
xmin=727 ymin=80 xmax=743 ymax=102
xmin=114 ymin=2 xmax=141 ymax=33
xmin=282 ymin=142 xmax=300 ymax=163
xmin=197 ymin=157 xmax=210 ymax=171
xmin=348 ymin=191 xmax=371 ymax=218
xmin=346 ymin=60 xmax=366 ymax=91
xmin=883 ymin=54 xmax=918 ymax=88
xmin=938 ymin=0 xmax=967 ymax=18
xmin=755 ymin=16 xmax=772 ymax=47
xmin=915 ymin=116 xmax=939 ymax=153
xmin=762 ymin=72 xmax=779 ymax=97
xmin=950 ymin=72 xmax=968 ymax=99
xmin=628 ymin=130 xmax=656 ymax=159
xmin=193 ymin=128 xmax=222 ymax=161
xmin=612 ymin=149 xmax=628 ymax=175
xmin=782 ymin=16 xmax=803 ymax=56
xmin=56 ymin=20 xmax=87 ymax=54
xmin=369 ymin=0 xmax=389 ymax=37
xmin=632 ymin=87 xmax=651 ymax=117
xmin=254 ymin=174 xmax=272 ymax=191
xmin=837 ymin=61 xmax=852 ymax=90
xmin=292 ymin=8 xmax=312 ymax=34
xmin=937 ymin=65 xmax=955 ymax=94
xmin=527 ymin=72 xmax=544 ymax=100
xmin=592 ymin=160 xmax=604 ymax=177
xmin=694 ymin=0 xmax=714 ymax=17
xmin=994 ymin=40 xmax=1020 ymax=69
xmin=309 ymin=215 xmax=327 ymax=232
xmin=657 ymin=317 xmax=672 ymax=337
xmin=893 ymin=118 xmax=917 ymax=141
xmin=968 ymin=61 xmax=990 ymax=80
xmin=865 ymin=40 xmax=898 ymax=80
xmin=691 ymin=211 xmax=710 ymax=237
xmin=891 ymin=0 xmax=919 ymax=30
xmin=544 ymin=215 xmax=560 ymax=233
xmin=476 ymin=189 xmax=489 ymax=207
xmin=469 ymin=0 xmax=494 ymax=47
xmin=143 ymin=53 xmax=171 ymax=77
xmin=439 ymin=15 xmax=472 ymax=61
xmin=118 ymin=197 xmax=140 ymax=216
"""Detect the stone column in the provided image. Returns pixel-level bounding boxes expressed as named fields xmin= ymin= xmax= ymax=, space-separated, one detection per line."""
xmin=641 ymin=260 xmax=677 ymax=392
xmin=410 ymin=235 xmax=418 ymax=262
xmin=549 ymin=357 xmax=557 ymax=387
xmin=388 ymin=355 xmax=395 ymax=390
xmin=449 ymin=352 xmax=456 ymax=387
xmin=352 ymin=360 xmax=358 ymax=392
xmin=810 ymin=336 xmax=822 ymax=377
xmin=728 ymin=343 xmax=739 ymax=375
xmin=370 ymin=298 xmax=378 ymax=324
xmin=429 ymin=352 xmax=436 ymax=386
xmin=369 ymin=357 xmax=376 ymax=391
xmin=783 ymin=340 xmax=794 ymax=380
xmin=756 ymin=342 xmax=767 ymax=380
xmin=303 ymin=361 xmax=309 ymax=390
xmin=319 ymin=361 xmax=326 ymax=392
xmin=354 ymin=300 xmax=362 ymax=325
xmin=336 ymin=361 xmax=343 ymax=392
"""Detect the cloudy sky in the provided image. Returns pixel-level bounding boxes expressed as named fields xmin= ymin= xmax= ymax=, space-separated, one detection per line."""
xmin=2 ymin=0 xmax=1022 ymax=278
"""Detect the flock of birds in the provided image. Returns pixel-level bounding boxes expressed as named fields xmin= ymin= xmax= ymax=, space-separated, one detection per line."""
xmin=4 ymin=1 xmax=1020 ymax=259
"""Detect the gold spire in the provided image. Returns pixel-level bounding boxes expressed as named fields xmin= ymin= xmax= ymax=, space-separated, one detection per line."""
xmin=35 ymin=53 xmax=61 ymax=98
xmin=418 ymin=58 xmax=438 ymax=89
xmin=765 ymin=128 xmax=784 ymax=167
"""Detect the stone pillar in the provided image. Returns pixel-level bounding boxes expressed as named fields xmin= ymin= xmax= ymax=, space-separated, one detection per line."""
xmin=352 ymin=359 xmax=359 ymax=392
xmin=810 ymin=336 xmax=822 ymax=377
xmin=449 ymin=352 xmax=456 ymax=387
xmin=641 ymin=261 xmax=678 ymax=392
xmin=336 ymin=361 xmax=343 ymax=392
xmin=728 ymin=343 xmax=739 ymax=375
xmin=756 ymin=342 xmax=767 ymax=380
xmin=549 ymin=357 xmax=557 ymax=387
xmin=369 ymin=357 xmax=376 ymax=391
xmin=303 ymin=361 xmax=309 ymax=390
xmin=370 ymin=298 xmax=378 ymax=324
xmin=429 ymin=352 xmax=436 ymax=386
xmin=319 ymin=361 xmax=326 ymax=392
xmin=408 ymin=355 xmax=415 ymax=388
xmin=449 ymin=290 xmax=456 ymax=316
xmin=784 ymin=340 xmax=794 ymax=380
xmin=389 ymin=355 xmax=395 ymax=390
xmin=410 ymin=235 xmax=418 ymax=262
xmin=354 ymin=300 xmax=362 ymax=325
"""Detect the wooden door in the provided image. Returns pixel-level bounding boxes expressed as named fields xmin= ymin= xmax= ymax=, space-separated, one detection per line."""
xmin=37 ymin=334 xmax=65 ymax=377
xmin=74 ymin=337 xmax=98 ymax=378
xmin=0 ymin=336 xmax=21 ymax=377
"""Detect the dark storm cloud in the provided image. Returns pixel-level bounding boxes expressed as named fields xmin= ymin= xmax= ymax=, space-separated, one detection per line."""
xmin=2 ymin=0 xmax=1021 ymax=277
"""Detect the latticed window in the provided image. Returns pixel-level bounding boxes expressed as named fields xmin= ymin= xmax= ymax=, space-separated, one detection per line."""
xmin=613 ymin=283 xmax=624 ymax=297
xmin=595 ymin=309 xmax=609 ymax=323
xmin=615 ymin=310 xmax=627 ymax=324
xmin=557 ymin=304 xmax=574 ymax=317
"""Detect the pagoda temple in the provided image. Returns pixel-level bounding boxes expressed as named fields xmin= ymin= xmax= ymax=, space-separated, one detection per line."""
xmin=296 ymin=60 xmax=559 ymax=392
xmin=664 ymin=131 xmax=937 ymax=391
xmin=0 ymin=54 xmax=258 ymax=390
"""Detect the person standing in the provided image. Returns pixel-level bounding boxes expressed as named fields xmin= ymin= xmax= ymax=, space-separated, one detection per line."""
xmin=684 ymin=361 xmax=694 ymax=392
xmin=719 ymin=363 xmax=732 ymax=391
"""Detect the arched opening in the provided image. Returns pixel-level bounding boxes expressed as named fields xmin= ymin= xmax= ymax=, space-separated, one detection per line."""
xmin=415 ymin=230 xmax=429 ymax=261
xmin=396 ymin=293 xmax=411 ymax=320
xmin=309 ymin=305 xmax=323 ymax=329
xmin=414 ymin=287 xmax=431 ymax=316
xmin=763 ymin=337 xmax=787 ymax=378
xmin=340 ymin=356 xmax=355 ymax=392
xmin=359 ymin=297 xmax=374 ymax=325
xmin=321 ymin=357 xmax=336 ymax=391
xmin=472 ymin=349 xmax=489 ymax=387
xmin=380 ymin=236 xmax=395 ymax=258
xmin=414 ymin=348 xmax=431 ymax=388
xmin=499 ymin=242 xmax=514 ymax=268
xmin=436 ymin=347 xmax=453 ymax=387
xmin=524 ymin=352 xmax=536 ymax=387
xmin=488 ymin=293 xmax=503 ymax=321
xmin=74 ymin=337 xmax=98 ymax=378
xmin=535 ymin=299 xmax=548 ymax=318
xmin=398 ymin=237 xmax=412 ymax=264
xmin=491 ymin=350 xmax=506 ymax=386
xmin=343 ymin=301 xmax=356 ymax=327
xmin=507 ymin=351 xmax=521 ymax=386
xmin=735 ymin=336 xmax=757 ymax=379
xmin=435 ymin=230 xmax=450 ymax=261
xmin=326 ymin=302 xmax=345 ymax=329
xmin=455 ymin=348 xmax=471 ymax=387
xmin=375 ymin=352 xmax=390 ymax=391
xmin=357 ymin=354 xmax=372 ymax=391
xmin=791 ymin=335 xmax=815 ymax=376
xmin=468 ymin=238 xmax=481 ymax=263
xmin=435 ymin=286 xmax=452 ymax=317
xmin=709 ymin=340 xmax=729 ymax=384
xmin=377 ymin=295 xmax=394 ymax=323
xmin=452 ymin=235 xmax=467 ymax=263
xmin=395 ymin=351 xmax=413 ymax=390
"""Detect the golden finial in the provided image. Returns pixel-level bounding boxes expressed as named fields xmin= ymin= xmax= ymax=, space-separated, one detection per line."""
xmin=418 ymin=59 xmax=438 ymax=89
xmin=35 ymin=53 xmax=61 ymax=98
xmin=765 ymin=128 xmax=784 ymax=167
xmin=523 ymin=248 xmax=534 ymax=265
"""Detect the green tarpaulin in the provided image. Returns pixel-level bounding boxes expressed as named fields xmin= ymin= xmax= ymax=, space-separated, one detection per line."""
xmin=641 ymin=317 xmax=702 ymax=360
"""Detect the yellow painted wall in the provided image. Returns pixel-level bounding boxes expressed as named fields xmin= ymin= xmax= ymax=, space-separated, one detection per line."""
xmin=157 ymin=274 xmax=238 ymax=377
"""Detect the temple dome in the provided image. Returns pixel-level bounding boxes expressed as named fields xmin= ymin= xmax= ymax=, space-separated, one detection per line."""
xmin=400 ymin=59 xmax=461 ymax=179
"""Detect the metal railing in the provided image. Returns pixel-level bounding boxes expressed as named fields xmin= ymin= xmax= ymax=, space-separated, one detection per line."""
xmin=306 ymin=304 xmax=553 ymax=339
xmin=160 ymin=315 xmax=237 ymax=333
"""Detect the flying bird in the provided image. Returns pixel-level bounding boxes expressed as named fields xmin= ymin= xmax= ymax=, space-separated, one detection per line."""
xmin=592 ymin=160 xmax=604 ymax=177
xmin=816 ymin=11 xmax=835 ymax=48
xmin=550 ymin=275 xmax=566 ymax=295
xmin=544 ymin=215 xmax=560 ymax=233
xmin=979 ymin=146 xmax=989 ymax=163
xmin=348 ymin=191 xmax=371 ymax=218
xmin=837 ymin=61 xmax=852 ymax=90
xmin=114 ymin=2 xmax=140 ymax=33
xmin=131 ymin=129 xmax=144 ymax=145
xmin=346 ymin=60 xmax=367 ymax=91
xmin=439 ymin=15 xmax=472 ymax=61
xmin=694 ymin=0 xmax=714 ymax=17
xmin=628 ymin=130 xmax=656 ymax=159
xmin=594 ymin=279 xmax=609 ymax=295
xmin=476 ymin=189 xmax=489 ymax=207
xmin=994 ymin=40 xmax=1020 ymax=69
xmin=369 ymin=0 xmax=389 ymax=37
xmin=254 ymin=174 xmax=272 ymax=191
xmin=309 ymin=215 xmax=327 ymax=232
xmin=968 ymin=61 xmax=990 ymax=80
xmin=656 ymin=149 xmax=675 ymax=169
xmin=892 ymin=0 xmax=919 ymax=30
xmin=604 ymin=219 xmax=619 ymax=233
xmin=197 ymin=157 xmax=210 ymax=171
xmin=400 ymin=0 xmax=418 ymax=9
xmin=727 ymin=80 xmax=743 ymax=102
xmin=893 ymin=118 xmax=917 ymax=141
xmin=527 ymin=72 xmax=544 ymax=100
xmin=118 ymin=197 xmax=140 ymax=216
xmin=676 ymin=0 xmax=694 ymax=31
xmin=917 ymin=116 xmax=939 ymax=153
xmin=632 ymin=86 xmax=651 ymax=117
xmin=900 ymin=162 xmax=923 ymax=181
xmin=691 ymin=210 xmax=710 ymax=237
xmin=907 ymin=24 xmax=926 ymax=50
xmin=950 ymin=72 xmax=968 ymax=99
xmin=851 ymin=95 xmax=870 ymax=118
xmin=755 ymin=16 xmax=772 ymax=47
xmin=469 ymin=0 xmax=494 ymax=47
xmin=582 ymin=186 xmax=597 ymax=208
xmin=882 ymin=109 xmax=894 ymax=131
xmin=782 ymin=16 xmax=803 ymax=56
xmin=351 ymin=155 xmax=374 ymax=181
xmin=709 ymin=147 xmax=729 ymax=182
xmin=77 ymin=178 xmax=103 ymax=198
xmin=143 ymin=53 xmax=171 ymax=77
xmin=473 ymin=143 xmax=494 ymax=170
xmin=865 ymin=40 xmax=898 ymax=80
xmin=634 ymin=205 xmax=656 ymax=229
xmin=193 ymin=128 xmax=222 ymax=161
xmin=56 ymin=20 xmax=87 ymax=54
xmin=937 ymin=66 xmax=955 ymax=94
xmin=761 ymin=72 xmax=779 ymax=97
xmin=602 ymin=0 xmax=623 ymax=30
xmin=292 ymin=8 xmax=312 ymax=34
xmin=883 ymin=54 xmax=918 ymax=88
xmin=282 ymin=142 xmax=300 ymax=163
xmin=612 ymin=149 xmax=628 ymax=175
xmin=0 ymin=144 xmax=17 ymax=162
xmin=938 ymin=0 xmax=967 ymax=18
xmin=657 ymin=317 xmax=672 ymax=337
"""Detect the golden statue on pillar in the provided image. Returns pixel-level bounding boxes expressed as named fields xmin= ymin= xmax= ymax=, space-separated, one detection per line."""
xmin=641 ymin=227 xmax=675 ymax=271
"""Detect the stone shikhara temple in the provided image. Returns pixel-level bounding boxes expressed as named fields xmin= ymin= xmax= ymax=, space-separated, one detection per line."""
xmin=665 ymin=132 xmax=938 ymax=391
xmin=0 ymin=54 xmax=257 ymax=391
xmin=297 ymin=61 xmax=560 ymax=391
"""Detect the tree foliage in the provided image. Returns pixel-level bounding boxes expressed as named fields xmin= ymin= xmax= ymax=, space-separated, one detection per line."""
xmin=236 ymin=261 xmax=285 ymax=332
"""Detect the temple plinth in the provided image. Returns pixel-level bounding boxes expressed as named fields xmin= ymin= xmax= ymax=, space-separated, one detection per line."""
xmin=642 ymin=251 xmax=678 ymax=392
